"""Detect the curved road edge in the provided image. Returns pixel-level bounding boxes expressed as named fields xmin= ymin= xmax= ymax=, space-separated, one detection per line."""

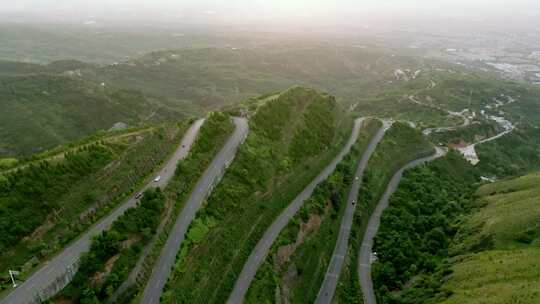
xmin=141 ymin=117 xmax=249 ymax=304
xmin=314 ymin=120 xmax=392 ymax=304
xmin=357 ymin=147 xmax=447 ymax=304
xmin=0 ymin=119 xmax=206 ymax=304
xmin=226 ymin=118 xmax=366 ymax=304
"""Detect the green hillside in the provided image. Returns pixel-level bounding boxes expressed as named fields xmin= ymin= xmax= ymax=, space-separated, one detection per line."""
xmin=0 ymin=73 xmax=183 ymax=156
xmin=335 ymin=123 xmax=435 ymax=303
xmin=83 ymin=45 xmax=431 ymax=109
xmin=160 ymin=87 xmax=351 ymax=303
xmin=0 ymin=123 xmax=187 ymax=289
xmin=54 ymin=112 xmax=234 ymax=303
xmin=370 ymin=153 xmax=479 ymax=303
xmin=438 ymin=172 xmax=540 ymax=304
xmin=245 ymin=119 xmax=382 ymax=304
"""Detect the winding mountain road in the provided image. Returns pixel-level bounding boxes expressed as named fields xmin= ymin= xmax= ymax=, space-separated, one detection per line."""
xmin=227 ymin=118 xmax=368 ymax=304
xmin=0 ymin=119 xmax=206 ymax=304
xmin=358 ymin=147 xmax=447 ymax=304
xmin=141 ymin=117 xmax=249 ymax=304
xmin=314 ymin=120 xmax=392 ymax=304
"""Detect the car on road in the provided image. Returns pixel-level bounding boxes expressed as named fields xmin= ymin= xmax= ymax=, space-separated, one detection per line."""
xmin=154 ymin=175 xmax=161 ymax=182
xmin=135 ymin=192 xmax=143 ymax=199
xmin=355 ymin=176 xmax=359 ymax=181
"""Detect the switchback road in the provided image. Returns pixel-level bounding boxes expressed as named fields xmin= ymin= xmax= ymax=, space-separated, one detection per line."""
xmin=314 ymin=120 xmax=392 ymax=304
xmin=141 ymin=117 xmax=248 ymax=304
xmin=0 ymin=119 xmax=205 ymax=304
xmin=227 ymin=118 xmax=366 ymax=304
xmin=358 ymin=147 xmax=446 ymax=304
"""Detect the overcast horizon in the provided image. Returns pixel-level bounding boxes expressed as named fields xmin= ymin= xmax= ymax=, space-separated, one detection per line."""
xmin=1 ymin=0 xmax=540 ymax=33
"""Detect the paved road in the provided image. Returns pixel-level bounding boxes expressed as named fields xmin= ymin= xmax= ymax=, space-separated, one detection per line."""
xmin=358 ymin=147 xmax=447 ymax=304
xmin=0 ymin=119 xmax=206 ymax=304
xmin=141 ymin=117 xmax=249 ymax=304
xmin=314 ymin=120 xmax=392 ymax=304
xmin=226 ymin=118 xmax=367 ymax=304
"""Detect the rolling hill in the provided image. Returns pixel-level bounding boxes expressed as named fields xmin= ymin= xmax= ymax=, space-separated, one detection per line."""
xmin=0 ymin=73 xmax=183 ymax=156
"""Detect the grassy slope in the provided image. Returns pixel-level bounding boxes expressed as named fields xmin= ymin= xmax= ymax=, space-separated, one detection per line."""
xmin=439 ymin=172 xmax=540 ymax=304
xmin=0 ymin=123 xmax=187 ymax=291
xmin=245 ymin=119 xmax=382 ymax=304
xmin=161 ymin=87 xmax=351 ymax=303
xmin=335 ymin=123 xmax=435 ymax=303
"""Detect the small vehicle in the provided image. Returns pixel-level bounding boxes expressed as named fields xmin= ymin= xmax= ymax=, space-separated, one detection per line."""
xmin=135 ymin=192 xmax=143 ymax=199
xmin=352 ymin=200 xmax=356 ymax=205
xmin=154 ymin=175 xmax=161 ymax=182
xmin=355 ymin=176 xmax=360 ymax=181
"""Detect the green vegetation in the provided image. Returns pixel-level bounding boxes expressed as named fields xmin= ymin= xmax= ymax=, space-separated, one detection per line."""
xmin=0 ymin=144 xmax=113 ymax=252
xmin=335 ymin=123 xmax=434 ymax=303
xmin=429 ymin=120 xmax=500 ymax=146
xmin=437 ymin=172 xmax=540 ymax=303
xmin=476 ymin=125 xmax=540 ymax=177
xmin=57 ymin=188 xmax=165 ymax=302
xmin=367 ymin=157 xmax=540 ymax=304
xmin=371 ymin=152 xmax=478 ymax=303
xmin=245 ymin=120 xmax=381 ymax=304
xmin=0 ymin=24 xmax=252 ymax=64
xmin=161 ymin=87 xmax=350 ymax=303
xmin=5 ymin=37 xmax=540 ymax=158
xmin=0 ymin=74 xmax=183 ymax=156
xmin=0 ymin=158 xmax=18 ymax=170
xmin=114 ymin=112 xmax=234 ymax=302
xmin=0 ymin=124 xmax=186 ymax=288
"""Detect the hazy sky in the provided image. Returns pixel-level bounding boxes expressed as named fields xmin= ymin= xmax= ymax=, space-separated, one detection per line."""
xmin=2 ymin=0 xmax=540 ymax=31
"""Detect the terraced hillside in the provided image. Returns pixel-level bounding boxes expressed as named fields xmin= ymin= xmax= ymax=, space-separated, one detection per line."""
xmin=160 ymin=86 xmax=352 ymax=303
xmin=0 ymin=123 xmax=187 ymax=291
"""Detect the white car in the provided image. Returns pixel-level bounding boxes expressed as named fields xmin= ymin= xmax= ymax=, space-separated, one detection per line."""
xmin=154 ymin=175 xmax=161 ymax=182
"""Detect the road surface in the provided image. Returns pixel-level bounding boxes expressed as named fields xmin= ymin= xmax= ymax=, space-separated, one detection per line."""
xmin=358 ymin=147 xmax=447 ymax=304
xmin=141 ymin=117 xmax=249 ymax=304
xmin=314 ymin=120 xmax=392 ymax=304
xmin=226 ymin=118 xmax=367 ymax=304
xmin=0 ymin=119 xmax=206 ymax=304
